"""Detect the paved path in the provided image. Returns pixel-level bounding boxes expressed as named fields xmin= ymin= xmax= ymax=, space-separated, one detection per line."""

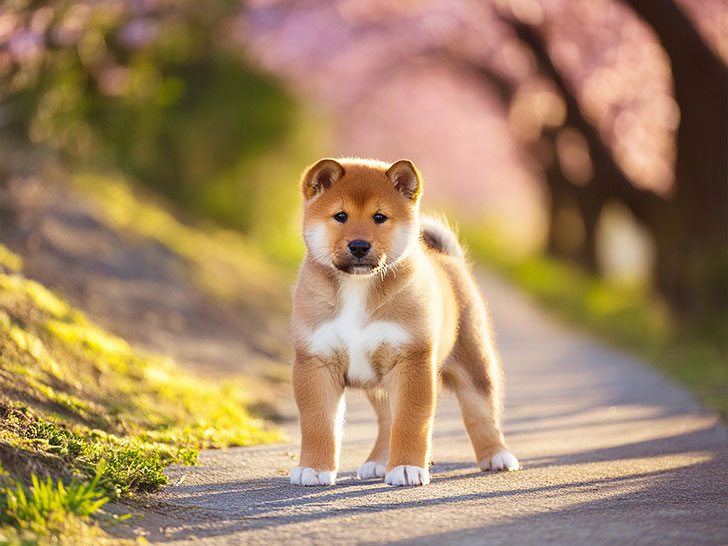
xmin=133 ymin=272 xmax=727 ymax=545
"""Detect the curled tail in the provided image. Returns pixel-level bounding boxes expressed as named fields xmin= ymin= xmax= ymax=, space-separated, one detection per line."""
xmin=420 ymin=214 xmax=466 ymax=260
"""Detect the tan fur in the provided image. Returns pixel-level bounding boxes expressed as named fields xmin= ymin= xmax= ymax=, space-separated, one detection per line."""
xmin=291 ymin=158 xmax=518 ymax=486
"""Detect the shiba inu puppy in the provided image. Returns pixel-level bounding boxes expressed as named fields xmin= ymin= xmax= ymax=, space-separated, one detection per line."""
xmin=290 ymin=158 xmax=518 ymax=487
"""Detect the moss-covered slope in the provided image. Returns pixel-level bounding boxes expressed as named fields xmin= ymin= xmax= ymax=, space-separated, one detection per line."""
xmin=0 ymin=246 xmax=282 ymax=495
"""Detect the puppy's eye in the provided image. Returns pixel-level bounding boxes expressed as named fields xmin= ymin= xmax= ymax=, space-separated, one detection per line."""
xmin=373 ymin=213 xmax=387 ymax=224
xmin=333 ymin=212 xmax=348 ymax=223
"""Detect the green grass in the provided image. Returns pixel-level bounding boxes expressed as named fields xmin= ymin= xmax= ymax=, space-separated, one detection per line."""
xmin=0 ymin=244 xmax=284 ymax=542
xmin=1 ymin=461 xmax=112 ymax=533
xmin=463 ymin=229 xmax=727 ymax=418
xmin=0 ymin=462 xmax=132 ymax=546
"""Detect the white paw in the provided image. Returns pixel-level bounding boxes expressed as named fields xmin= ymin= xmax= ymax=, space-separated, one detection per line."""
xmin=289 ymin=467 xmax=337 ymax=486
xmin=357 ymin=461 xmax=387 ymax=480
xmin=385 ymin=465 xmax=430 ymax=486
xmin=480 ymin=450 xmax=520 ymax=472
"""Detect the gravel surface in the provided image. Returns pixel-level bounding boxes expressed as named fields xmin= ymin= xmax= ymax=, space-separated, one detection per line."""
xmin=123 ymin=272 xmax=727 ymax=545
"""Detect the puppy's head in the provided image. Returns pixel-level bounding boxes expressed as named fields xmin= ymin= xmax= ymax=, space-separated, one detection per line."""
xmin=300 ymin=158 xmax=422 ymax=276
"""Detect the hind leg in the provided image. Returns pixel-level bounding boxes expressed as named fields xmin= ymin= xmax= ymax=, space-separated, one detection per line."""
xmin=357 ymin=390 xmax=391 ymax=480
xmin=444 ymin=345 xmax=519 ymax=472
xmin=446 ymin=287 xmax=519 ymax=471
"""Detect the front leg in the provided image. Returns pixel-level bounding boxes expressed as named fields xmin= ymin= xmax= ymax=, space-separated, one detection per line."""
xmin=385 ymin=349 xmax=437 ymax=486
xmin=358 ymin=390 xmax=391 ymax=480
xmin=290 ymin=355 xmax=345 ymax=486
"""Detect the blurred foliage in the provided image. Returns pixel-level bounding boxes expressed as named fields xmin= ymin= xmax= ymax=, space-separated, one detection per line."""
xmin=3 ymin=0 xmax=316 ymax=255
xmin=463 ymin=227 xmax=727 ymax=418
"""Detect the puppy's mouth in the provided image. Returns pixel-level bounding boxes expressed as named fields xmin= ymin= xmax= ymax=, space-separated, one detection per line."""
xmin=334 ymin=258 xmax=384 ymax=275
xmin=335 ymin=263 xmax=378 ymax=275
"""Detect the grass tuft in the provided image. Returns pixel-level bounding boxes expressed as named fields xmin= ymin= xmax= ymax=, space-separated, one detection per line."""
xmin=0 ymin=460 xmax=132 ymax=546
xmin=1 ymin=461 xmax=111 ymax=533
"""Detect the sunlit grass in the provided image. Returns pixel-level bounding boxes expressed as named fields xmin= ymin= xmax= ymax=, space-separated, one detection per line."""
xmin=0 ymin=460 xmax=135 ymax=546
xmin=0 ymin=247 xmax=22 ymax=272
xmin=0 ymin=247 xmax=283 ymax=501
xmin=463 ymin=228 xmax=727 ymax=418
xmin=0 ymin=248 xmax=285 ymax=540
xmin=1 ymin=461 xmax=111 ymax=531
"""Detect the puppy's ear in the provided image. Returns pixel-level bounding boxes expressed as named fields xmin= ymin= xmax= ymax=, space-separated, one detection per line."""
xmin=301 ymin=159 xmax=345 ymax=200
xmin=386 ymin=160 xmax=422 ymax=201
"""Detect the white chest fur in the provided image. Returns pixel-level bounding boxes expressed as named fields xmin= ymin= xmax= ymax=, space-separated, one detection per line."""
xmin=307 ymin=276 xmax=410 ymax=383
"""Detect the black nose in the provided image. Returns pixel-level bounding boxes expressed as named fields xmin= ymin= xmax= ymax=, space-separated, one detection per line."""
xmin=348 ymin=240 xmax=371 ymax=258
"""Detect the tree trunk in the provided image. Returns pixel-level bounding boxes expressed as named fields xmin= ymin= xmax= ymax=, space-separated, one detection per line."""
xmin=623 ymin=0 xmax=728 ymax=318
xmin=456 ymin=55 xmax=603 ymax=270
